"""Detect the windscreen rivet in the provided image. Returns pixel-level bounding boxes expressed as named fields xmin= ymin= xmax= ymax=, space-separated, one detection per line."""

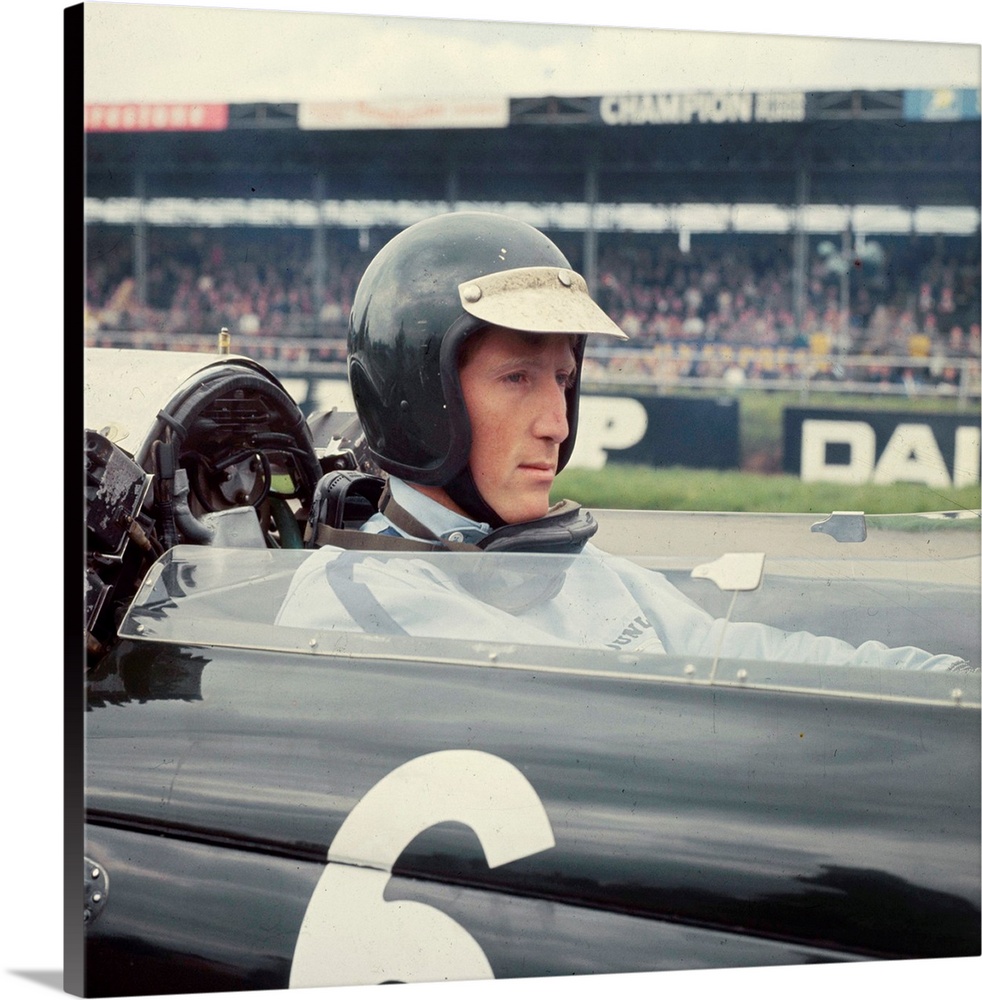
xmin=309 ymin=638 xmax=318 ymax=648
xmin=737 ymin=669 xmax=748 ymax=682
xmin=558 ymin=270 xmax=573 ymax=287
xmin=462 ymin=284 xmax=482 ymax=303
xmin=684 ymin=664 xmax=696 ymax=677
xmin=952 ymin=688 xmax=963 ymax=704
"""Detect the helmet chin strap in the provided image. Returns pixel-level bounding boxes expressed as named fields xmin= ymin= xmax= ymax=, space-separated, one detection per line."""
xmin=443 ymin=466 xmax=507 ymax=530
xmin=380 ymin=471 xmax=598 ymax=558
xmin=442 ymin=466 xmax=599 ymax=559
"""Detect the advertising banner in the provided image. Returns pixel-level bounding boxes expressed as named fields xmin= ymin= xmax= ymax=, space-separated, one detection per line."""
xmin=903 ymin=88 xmax=981 ymax=121
xmin=597 ymin=91 xmax=806 ymax=126
xmin=85 ymin=104 xmax=229 ymax=132
xmin=572 ymin=395 xmax=740 ymax=471
xmin=783 ymin=408 xmax=981 ymax=487
xmin=511 ymin=90 xmax=809 ymax=126
xmin=299 ymin=98 xmax=509 ymax=130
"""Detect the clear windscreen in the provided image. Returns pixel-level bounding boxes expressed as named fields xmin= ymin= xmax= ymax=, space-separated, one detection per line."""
xmin=118 ymin=509 xmax=979 ymax=691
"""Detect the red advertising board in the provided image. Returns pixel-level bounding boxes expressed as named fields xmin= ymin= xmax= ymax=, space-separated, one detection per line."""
xmin=85 ymin=104 xmax=229 ymax=132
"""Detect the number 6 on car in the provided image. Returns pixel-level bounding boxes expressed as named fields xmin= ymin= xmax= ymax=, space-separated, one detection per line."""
xmin=289 ymin=749 xmax=556 ymax=988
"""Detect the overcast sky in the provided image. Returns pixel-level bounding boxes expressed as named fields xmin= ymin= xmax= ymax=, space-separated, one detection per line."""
xmin=83 ymin=1 xmax=980 ymax=104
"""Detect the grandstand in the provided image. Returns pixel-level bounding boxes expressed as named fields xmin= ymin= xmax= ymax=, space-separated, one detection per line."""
xmin=83 ymin=86 xmax=981 ymax=406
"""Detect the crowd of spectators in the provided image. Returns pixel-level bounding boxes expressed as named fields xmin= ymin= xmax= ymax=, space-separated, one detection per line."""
xmin=85 ymin=224 xmax=980 ymax=390
xmin=583 ymin=231 xmax=980 ymax=391
xmin=85 ymin=226 xmax=370 ymax=341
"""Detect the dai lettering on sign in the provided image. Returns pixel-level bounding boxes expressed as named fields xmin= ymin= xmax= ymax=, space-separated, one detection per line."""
xmin=797 ymin=417 xmax=980 ymax=486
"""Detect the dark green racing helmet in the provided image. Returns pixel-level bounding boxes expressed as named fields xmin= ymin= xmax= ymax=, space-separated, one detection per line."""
xmin=347 ymin=211 xmax=626 ymax=524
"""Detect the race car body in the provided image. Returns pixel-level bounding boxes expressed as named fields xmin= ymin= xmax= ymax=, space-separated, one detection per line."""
xmin=78 ymin=349 xmax=981 ymax=996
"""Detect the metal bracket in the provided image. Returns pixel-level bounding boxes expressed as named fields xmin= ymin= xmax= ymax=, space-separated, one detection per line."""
xmin=811 ymin=511 xmax=868 ymax=543
xmin=691 ymin=552 xmax=765 ymax=592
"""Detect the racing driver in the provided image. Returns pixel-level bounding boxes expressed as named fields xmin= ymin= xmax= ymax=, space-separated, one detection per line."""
xmin=276 ymin=211 xmax=969 ymax=673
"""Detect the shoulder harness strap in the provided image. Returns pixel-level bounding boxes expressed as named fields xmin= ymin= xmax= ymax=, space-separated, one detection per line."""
xmin=304 ymin=472 xmax=596 ymax=555
xmin=304 ymin=472 xmax=478 ymax=552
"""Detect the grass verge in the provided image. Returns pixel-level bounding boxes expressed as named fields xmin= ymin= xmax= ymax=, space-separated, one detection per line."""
xmin=552 ymin=463 xmax=981 ymax=514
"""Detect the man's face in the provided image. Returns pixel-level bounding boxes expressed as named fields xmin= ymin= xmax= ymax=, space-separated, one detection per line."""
xmin=458 ymin=326 xmax=577 ymax=524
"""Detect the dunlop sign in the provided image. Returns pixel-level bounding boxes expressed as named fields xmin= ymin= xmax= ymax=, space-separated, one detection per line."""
xmin=571 ymin=396 xmax=740 ymax=471
xmin=783 ymin=408 xmax=981 ymax=487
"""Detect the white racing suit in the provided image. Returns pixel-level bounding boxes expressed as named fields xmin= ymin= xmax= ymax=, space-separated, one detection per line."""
xmin=276 ymin=478 xmax=967 ymax=672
